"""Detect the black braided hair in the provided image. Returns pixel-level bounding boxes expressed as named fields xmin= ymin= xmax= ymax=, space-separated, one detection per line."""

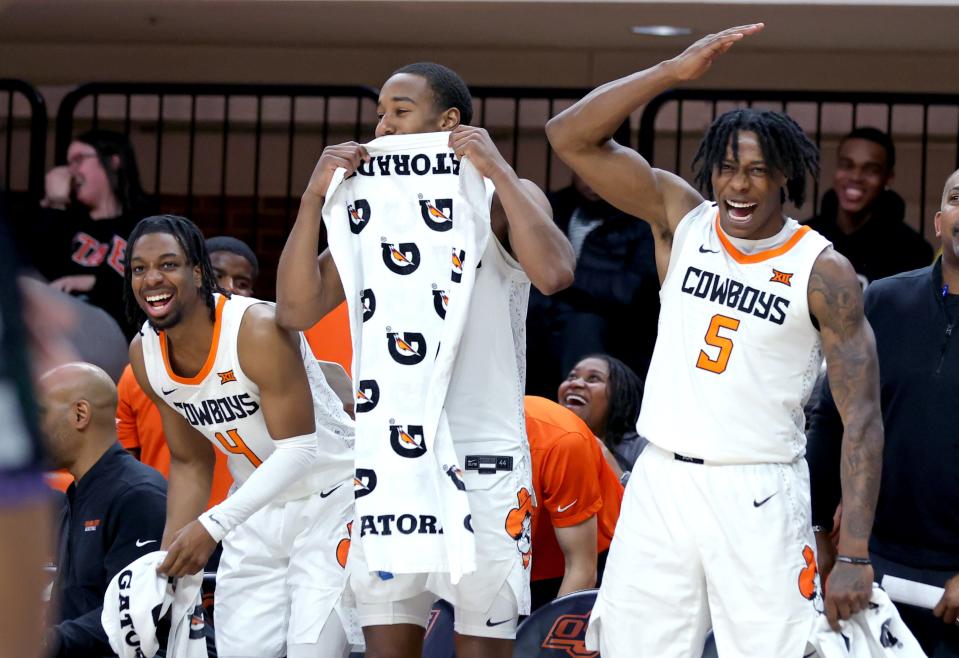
xmin=581 ymin=353 xmax=645 ymax=448
xmin=392 ymin=62 xmax=473 ymax=125
xmin=123 ymin=214 xmax=220 ymax=331
xmin=691 ymin=109 xmax=820 ymax=209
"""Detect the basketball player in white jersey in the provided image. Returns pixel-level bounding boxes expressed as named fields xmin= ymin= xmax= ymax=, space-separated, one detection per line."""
xmin=277 ymin=63 xmax=575 ymax=658
xmin=548 ymin=24 xmax=884 ymax=657
xmin=124 ymin=215 xmax=356 ymax=658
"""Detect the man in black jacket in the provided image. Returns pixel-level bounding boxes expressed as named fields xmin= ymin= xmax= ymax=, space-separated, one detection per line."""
xmin=807 ymin=167 xmax=959 ymax=657
xmin=39 ymin=362 xmax=167 ymax=657
xmin=806 ymin=127 xmax=932 ymax=286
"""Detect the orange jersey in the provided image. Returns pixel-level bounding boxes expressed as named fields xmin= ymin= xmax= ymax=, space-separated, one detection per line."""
xmin=524 ymin=396 xmax=623 ymax=582
xmin=116 ymin=364 xmax=233 ymax=508
xmin=304 ymin=301 xmax=353 ymax=376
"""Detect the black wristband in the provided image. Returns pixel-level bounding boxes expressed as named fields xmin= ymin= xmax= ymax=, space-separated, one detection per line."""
xmin=836 ymin=554 xmax=871 ymax=566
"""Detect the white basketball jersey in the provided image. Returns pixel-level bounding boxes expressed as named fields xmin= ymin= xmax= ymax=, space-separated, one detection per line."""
xmin=140 ymin=293 xmax=353 ymax=492
xmin=637 ymin=201 xmax=830 ymax=464
xmin=445 ymin=232 xmax=531 ymax=457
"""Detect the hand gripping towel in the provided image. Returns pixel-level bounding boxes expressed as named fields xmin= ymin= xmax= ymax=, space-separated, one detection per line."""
xmin=101 ymin=551 xmax=206 ymax=658
xmin=805 ymin=585 xmax=926 ymax=657
xmin=323 ymin=131 xmax=490 ymax=583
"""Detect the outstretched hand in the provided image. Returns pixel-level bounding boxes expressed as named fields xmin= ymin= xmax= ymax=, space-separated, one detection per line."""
xmin=668 ymin=23 xmax=764 ymax=82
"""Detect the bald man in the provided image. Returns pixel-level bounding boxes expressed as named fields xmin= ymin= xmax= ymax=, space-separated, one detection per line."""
xmin=40 ymin=363 xmax=167 ymax=658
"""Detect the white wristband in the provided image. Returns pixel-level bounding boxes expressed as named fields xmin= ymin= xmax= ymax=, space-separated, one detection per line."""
xmin=195 ymin=432 xmax=319 ymax=541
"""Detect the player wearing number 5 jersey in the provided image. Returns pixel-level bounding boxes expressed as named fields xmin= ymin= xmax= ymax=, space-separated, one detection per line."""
xmin=548 ymin=24 xmax=884 ymax=658
xmin=125 ymin=215 xmax=356 ymax=658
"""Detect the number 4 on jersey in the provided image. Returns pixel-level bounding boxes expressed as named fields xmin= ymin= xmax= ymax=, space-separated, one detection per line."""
xmin=696 ymin=314 xmax=740 ymax=374
xmin=213 ymin=428 xmax=263 ymax=467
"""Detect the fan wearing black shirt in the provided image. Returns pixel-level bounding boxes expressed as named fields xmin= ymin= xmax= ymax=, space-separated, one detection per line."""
xmin=28 ymin=130 xmax=152 ymax=337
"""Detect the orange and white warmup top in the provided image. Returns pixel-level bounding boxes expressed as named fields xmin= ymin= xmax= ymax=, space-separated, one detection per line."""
xmin=139 ymin=293 xmax=353 ymax=497
xmin=637 ymin=201 xmax=830 ymax=464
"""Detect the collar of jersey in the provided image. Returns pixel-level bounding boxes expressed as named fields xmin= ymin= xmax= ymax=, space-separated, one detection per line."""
xmin=159 ymin=294 xmax=227 ymax=385
xmin=714 ymin=211 xmax=811 ymax=265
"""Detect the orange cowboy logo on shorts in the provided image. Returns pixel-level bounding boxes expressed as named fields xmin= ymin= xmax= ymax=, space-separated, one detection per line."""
xmin=798 ymin=544 xmax=818 ymax=600
xmin=505 ymin=488 xmax=533 ymax=569
xmin=336 ymin=521 xmax=352 ymax=569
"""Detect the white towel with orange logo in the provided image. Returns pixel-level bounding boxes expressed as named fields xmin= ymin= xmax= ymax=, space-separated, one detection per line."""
xmin=323 ymin=131 xmax=490 ymax=583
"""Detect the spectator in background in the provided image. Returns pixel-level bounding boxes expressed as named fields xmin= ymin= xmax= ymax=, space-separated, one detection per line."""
xmin=524 ymin=396 xmax=623 ymax=612
xmin=807 ymin=167 xmax=959 ymax=656
xmin=806 ymin=127 xmax=932 ymax=286
xmin=557 ymin=354 xmax=645 ymax=482
xmin=27 ymin=130 xmax=153 ymax=337
xmin=527 ymin=161 xmax=660 ymax=397
xmin=40 ymin=362 xmax=167 ymax=657
xmin=206 ymin=235 xmax=259 ymax=297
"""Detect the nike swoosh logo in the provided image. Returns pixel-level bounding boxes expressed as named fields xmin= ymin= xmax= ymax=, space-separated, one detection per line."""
xmin=320 ymin=484 xmax=343 ymax=498
xmin=753 ymin=493 xmax=777 ymax=507
xmin=485 ymin=617 xmax=512 ymax=627
xmin=699 ymin=245 xmax=719 ymax=254
xmin=557 ymin=500 xmax=577 ymax=513
xmin=161 ymin=387 xmax=177 ymax=396
xmin=135 ymin=539 xmax=157 ymax=547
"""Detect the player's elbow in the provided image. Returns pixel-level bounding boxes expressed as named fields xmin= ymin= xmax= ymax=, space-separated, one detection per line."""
xmin=532 ymin=261 xmax=575 ymax=296
xmin=274 ymin=298 xmax=317 ymax=332
xmin=546 ymin=114 xmax=579 ymax=154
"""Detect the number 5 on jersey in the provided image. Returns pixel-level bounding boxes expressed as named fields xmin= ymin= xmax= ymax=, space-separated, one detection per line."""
xmin=696 ymin=314 xmax=740 ymax=374
xmin=214 ymin=428 xmax=263 ymax=467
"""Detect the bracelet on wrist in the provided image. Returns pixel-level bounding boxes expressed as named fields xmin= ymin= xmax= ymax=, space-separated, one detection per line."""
xmin=836 ymin=554 xmax=871 ymax=566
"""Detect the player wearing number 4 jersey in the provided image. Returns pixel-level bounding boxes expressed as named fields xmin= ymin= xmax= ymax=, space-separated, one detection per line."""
xmin=125 ymin=215 xmax=356 ymax=658
xmin=548 ymin=24 xmax=884 ymax=658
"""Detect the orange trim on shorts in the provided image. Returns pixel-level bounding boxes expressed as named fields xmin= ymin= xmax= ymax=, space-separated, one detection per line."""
xmin=159 ymin=295 xmax=227 ymax=385
xmin=714 ymin=211 xmax=811 ymax=264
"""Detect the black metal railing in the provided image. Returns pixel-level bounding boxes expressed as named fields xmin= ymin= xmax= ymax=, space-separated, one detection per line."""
xmin=54 ymin=82 xmax=381 ymax=242
xmin=637 ymin=89 xmax=959 ymax=234
xmin=0 ymin=79 xmax=47 ymax=200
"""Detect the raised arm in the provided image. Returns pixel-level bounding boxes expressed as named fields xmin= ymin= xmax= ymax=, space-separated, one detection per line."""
xmin=276 ymin=143 xmax=367 ymax=330
xmin=808 ymin=248 xmax=884 ymax=630
xmin=129 ymin=338 xmax=214 ymax=550
xmin=449 ymin=125 xmax=575 ymax=294
xmin=545 ymin=25 xmax=763 ymax=236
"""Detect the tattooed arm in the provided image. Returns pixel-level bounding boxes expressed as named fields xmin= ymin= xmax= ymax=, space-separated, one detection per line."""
xmin=808 ymin=247 xmax=884 ymax=630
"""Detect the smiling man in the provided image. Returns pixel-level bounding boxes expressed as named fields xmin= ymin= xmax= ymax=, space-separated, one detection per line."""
xmin=123 ymin=214 xmax=356 ymax=658
xmin=807 ymin=128 xmax=932 ymax=285
xmin=548 ymin=24 xmax=884 ymax=658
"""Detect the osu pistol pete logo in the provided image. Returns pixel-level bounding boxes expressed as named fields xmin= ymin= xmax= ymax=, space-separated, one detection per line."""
xmin=354 ymin=468 xmax=378 ymax=498
xmin=348 ymin=199 xmax=371 ymax=234
xmin=356 ymin=379 xmax=380 ymax=413
xmin=387 ymin=328 xmax=427 ymax=365
xmin=389 ymin=423 xmax=427 ymax=458
xmin=360 ymin=288 xmax=376 ymax=322
xmin=432 ymin=287 xmax=449 ymax=319
xmin=419 ymin=196 xmax=453 ymax=232
xmin=382 ymin=240 xmax=421 ymax=275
